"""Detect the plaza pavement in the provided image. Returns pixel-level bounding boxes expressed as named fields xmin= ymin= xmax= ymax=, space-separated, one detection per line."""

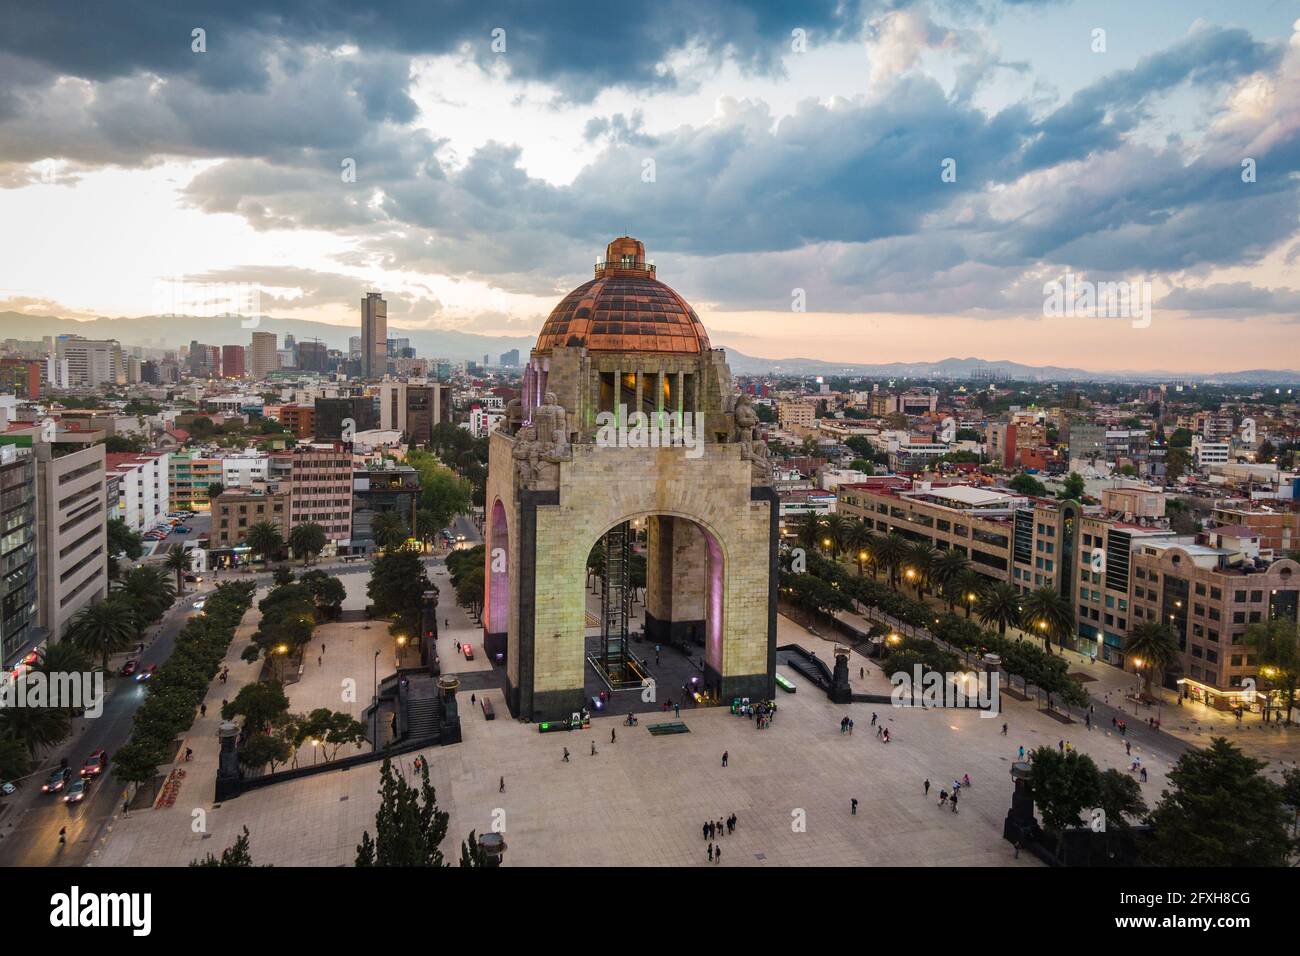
xmin=93 ymin=566 xmax=1180 ymax=866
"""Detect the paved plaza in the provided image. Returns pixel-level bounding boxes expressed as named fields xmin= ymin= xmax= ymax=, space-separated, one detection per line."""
xmin=91 ymin=563 xmax=1191 ymax=867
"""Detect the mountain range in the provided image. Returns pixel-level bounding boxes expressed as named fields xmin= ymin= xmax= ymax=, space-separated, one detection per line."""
xmin=3 ymin=311 xmax=1298 ymax=385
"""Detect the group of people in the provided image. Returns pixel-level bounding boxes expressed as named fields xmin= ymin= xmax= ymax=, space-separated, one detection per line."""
xmin=703 ymin=813 xmax=738 ymax=863
xmin=928 ymin=773 xmax=971 ymax=813
xmin=735 ymin=698 xmax=777 ymax=729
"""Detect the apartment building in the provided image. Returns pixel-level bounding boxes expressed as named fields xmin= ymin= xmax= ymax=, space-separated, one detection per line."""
xmin=351 ymin=463 xmax=419 ymax=555
xmin=34 ymin=442 xmax=108 ymax=640
xmin=250 ymin=331 xmax=278 ymax=380
xmin=315 ymin=396 xmax=377 ymax=440
xmin=210 ymin=483 xmax=290 ymax=556
xmin=270 ymin=445 xmax=353 ymax=549
xmin=1192 ymin=436 xmax=1230 ymax=468
xmin=221 ymin=344 xmax=246 ymax=379
xmin=1209 ymin=505 xmax=1299 ymax=554
xmin=220 ymin=453 xmax=269 ymax=489
xmin=0 ymin=444 xmax=39 ymax=667
xmin=105 ymin=451 xmax=170 ymax=532
xmin=168 ymin=451 xmax=223 ymax=511
xmin=54 ymin=337 xmax=125 ymax=388
xmin=778 ymin=399 xmax=817 ymax=429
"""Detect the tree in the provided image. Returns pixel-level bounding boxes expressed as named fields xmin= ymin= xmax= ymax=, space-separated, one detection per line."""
xmin=164 ymin=545 xmax=193 ymax=595
xmin=205 ymin=480 xmax=226 ymax=502
xmin=0 ymin=731 xmax=31 ymax=784
xmin=1008 ymin=472 xmax=1048 ymax=497
xmin=294 ymin=708 xmax=368 ymax=761
xmin=238 ymin=733 xmax=293 ymax=773
xmin=844 ymin=518 xmax=872 ymax=576
xmin=373 ymin=511 xmax=410 ymax=552
xmin=1029 ymin=746 xmax=1103 ymax=833
xmin=246 ymin=521 xmax=284 ymax=568
xmin=33 ymin=641 xmax=92 ymax=721
xmin=454 ymin=565 xmax=485 ymax=621
xmin=1148 ymin=737 xmax=1293 ymax=866
xmin=106 ymin=517 xmax=144 ymax=563
xmin=222 ymin=681 xmax=291 ymax=733
xmin=954 ymin=569 xmax=984 ymax=619
xmin=0 ymin=700 xmax=70 ymax=757
xmin=1245 ymin=619 xmax=1300 ymax=724
xmin=191 ymin=826 xmax=255 ymax=867
xmin=1058 ymin=472 xmax=1085 ymax=500
xmin=355 ymin=757 xmax=450 ymax=867
xmin=67 ymin=597 xmax=137 ymax=672
xmin=822 ymin=513 xmax=847 ymax=558
xmin=877 ymin=533 xmax=908 ymax=589
xmin=406 ymin=450 xmax=472 ymax=530
xmin=794 ymin=512 xmax=824 ymax=554
xmin=1021 ymin=586 xmax=1074 ymax=654
xmin=368 ymin=548 xmax=433 ymax=638
xmin=978 ymin=582 xmax=1022 ymax=637
xmin=115 ymin=564 xmax=176 ymax=632
xmin=1125 ymin=621 xmax=1180 ymax=698
xmin=1097 ymin=768 xmax=1147 ymax=831
xmin=459 ymin=830 xmax=489 ymax=867
xmin=288 ymin=522 xmax=327 ymax=565
xmin=902 ymin=540 xmax=939 ymax=596
xmin=931 ymin=549 xmax=970 ymax=611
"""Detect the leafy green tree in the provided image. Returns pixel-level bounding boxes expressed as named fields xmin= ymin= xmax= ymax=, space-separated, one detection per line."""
xmin=459 ymin=830 xmax=489 ymax=867
xmin=1098 ymin=768 xmax=1147 ymax=831
xmin=355 ymin=757 xmax=450 ymax=867
xmin=0 ymin=731 xmax=31 ymax=783
xmin=68 ymin=596 xmax=137 ymax=671
xmin=1008 ymin=472 xmax=1048 ymax=497
xmin=0 ymin=700 xmax=70 ymax=757
xmin=1058 ymin=472 xmax=1085 ymax=500
xmin=1148 ymin=737 xmax=1293 ymax=866
xmin=238 ymin=732 xmax=293 ymax=773
xmin=222 ymin=681 xmax=291 ymax=732
xmin=876 ymin=533 xmax=908 ymax=589
xmin=288 ymin=522 xmax=327 ymax=565
xmin=368 ymin=548 xmax=433 ymax=637
xmin=294 ymin=708 xmax=368 ymax=761
xmin=1245 ymin=619 xmax=1300 ymax=724
xmin=106 ymin=517 xmax=144 ymax=563
xmin=205 ymin=480 xmax=226 ymax=502
xmin=191 ymin=826 xmax=256 ymax=867
xmin=1028 ymin=746 xmax=1103 ymax=833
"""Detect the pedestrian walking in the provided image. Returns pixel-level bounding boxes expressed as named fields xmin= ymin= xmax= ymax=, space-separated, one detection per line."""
xmin=1125 ymin=741 xmax=1131 ymax=756
xmin=924 ymin=778 xmax=930 ymax=797
xmin=721 ymin=750 xmax=729 ymax=767
xmin=591 ymin=741 xmax=597 ymax=756
xmin=563 ymin=747 xmax=570 ymax=762
xmin=674 ymin=702 xmax=680 ymax=717
xmin=611 ymin=727 xmax=616 ymax=744
xmin=708 ymin=843 xmax=713 ymax=862
xmin=714 ymin=844 xmax=721 ymax=864
xmin=1001 ymin=722 xmax=1008 ymax=736
xmin=200 ymin=703 xmax=207 ymax=718
xmin=1018 ymin=745 xmax=1025 ymax=760
xmin=938 ymin=789 xmax=948 ymax=807
xmin=499 ymin=776 xmax=505 ymax=793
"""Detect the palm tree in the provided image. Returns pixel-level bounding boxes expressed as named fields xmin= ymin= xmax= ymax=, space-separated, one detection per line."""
xmin=822 ymin=513 xmax=848 ymax=559
xmin=978 ymin=582 xmax=1022 ymax=637
xmin=932 ymin=549 xmax=970 ymax=610
xmin=902 ymin=540 xmax=938 ymax=596
xmin=33 ymin=641 xmax=91 ymax=721
xmin=372 ymin=511 xmax=409 ymax=552
xmin=116 ymin=564 xmax=175 ymax=629
xmin=67 ymin=597 xmax=137 ymax=672
xmin=877 ymin=533 xmax=908 ymax=589
xmin=954 ymin=569 xmax=984 ymax=619
xmin=1021 ymin=586 xmax=1074 ymax=654
xmin=288 ymin=522 xmax=327 ymax=565
xmin=1126 ymin=621 xmax=1180 ymax=699
xmin=246 ymin=521 xmax=284 ymax=569
xmin=794 ymin=512 xmax=824 ymax=554
xmin=164 ymin=545 xmax=193 ymax=595
xmin=415 ymin=509 xmax=439 ymax=550
xmin=863 ymin=533 xmax=887 ymax=581
xmin=0 ymin=704 xmax=69 ymax=757
xmin=844 ymin=518 xmax=872 ymax=576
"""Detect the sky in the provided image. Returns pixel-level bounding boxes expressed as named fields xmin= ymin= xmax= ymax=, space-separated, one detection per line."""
xmin=0 ymin=0 xmax=1298 ymax=372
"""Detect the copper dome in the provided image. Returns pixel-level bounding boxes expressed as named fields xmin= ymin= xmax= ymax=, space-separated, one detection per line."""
xmin=534 ymin=238 xmax=711 ymax=355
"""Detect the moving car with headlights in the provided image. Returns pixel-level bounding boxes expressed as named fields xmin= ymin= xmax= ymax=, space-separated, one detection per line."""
xmin=43 ymin=767 xmax=71 ymax=793
xmin=80 ymin=750 xmax=107 ymax=778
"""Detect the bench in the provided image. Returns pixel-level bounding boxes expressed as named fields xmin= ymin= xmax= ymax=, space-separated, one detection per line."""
xmin=646 ymin=721 xmax=691 ymax=736
xmin=775 ymin=673 xmax=797 ymax=693
xmin=480 ymin=696 xmax=495 ymax=720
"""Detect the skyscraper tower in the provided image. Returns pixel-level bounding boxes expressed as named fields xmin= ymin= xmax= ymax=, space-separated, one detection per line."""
xmin=361 ymin=292 xmax=387 ymax=380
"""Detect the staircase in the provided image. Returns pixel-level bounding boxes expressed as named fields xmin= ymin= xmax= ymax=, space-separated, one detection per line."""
xmin=406 ymin=695 xmax=440 ymax=741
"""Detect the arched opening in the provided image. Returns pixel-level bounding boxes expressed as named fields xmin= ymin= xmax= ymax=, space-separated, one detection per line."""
xmin=581 ymin=512 xmax=726 ymax=714
xmin=483 ymin=497 xmax=509 ymax=663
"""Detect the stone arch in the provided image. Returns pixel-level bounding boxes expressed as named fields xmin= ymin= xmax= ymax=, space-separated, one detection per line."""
xmin=483 ymin=497 xmax=510 ymax=662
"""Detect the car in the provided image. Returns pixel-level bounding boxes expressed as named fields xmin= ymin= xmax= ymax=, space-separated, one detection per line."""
xmin=120 ymin=659 xmax=139 ymax=677
xmin=175 ymin=526 xmax=190 ymax=534
xmin=134 ymin=663 xmax=157 ymax=682
xmin=184 ymin=573 xmax=203 ymax=583
xmin=42 ymin=767 xmax=71 ymax=793
xmin=63 ymin=779 xmax=88 ymax=804
xmin=1 ymin=781 xmax=17 ymax=796
xmin=461 ymin=643 xmax=474 ymax=660
xmin=191 ymin=599 xmax=206 ymax=611
xmin=80 ymin=750 xmax=107 ymax=778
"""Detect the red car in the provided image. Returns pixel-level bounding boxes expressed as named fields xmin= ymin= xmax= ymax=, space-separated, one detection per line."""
xmin=120 ymin=659 xmax=139 ymax=677
xmin=80 ymin=750 xmax=107 ymax=778
xmin=461 ymin=643 xmax=474 ymax=660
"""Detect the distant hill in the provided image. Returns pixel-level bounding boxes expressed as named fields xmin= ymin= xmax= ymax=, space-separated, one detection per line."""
xmin=3 ymin=311 xmax=1298 ymax=384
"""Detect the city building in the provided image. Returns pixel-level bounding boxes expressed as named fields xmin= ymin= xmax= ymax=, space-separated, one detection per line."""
xmin=270 ymin=445 xmax=353 ymax=550
xmin=0 ymin=443 xmax=39 ymax=668
xmin=250 ymin=331 xmax=278 ymax=380
xmin=778 ymin=399 xmax=816 ymax=429
xmin=315 ymin=396 xmax=377 ymax=440
xmin=105 ymin=451 xmax=171 ymax=533
xmin=296 ymin=340 xmax=329 ymax=373
xmin=34 ymin=442 xmax=109 ymax=640
xmin=168 ymin=451 xmax=223 ymax=511
xmin=210 ymin=483 xmax=290 ymax=562
xmin=0 ymin=358 xmax=42 ymax=399
xmin=275 ymin=403 xmax=316 ymax=439
xmin=361 ymin=292 xmax=387 ymax=380
xmin=54 ymin=336 xmax=125 ymax=388
xmin=350 ymin=461 xmax=419 ymax=555
xmin=221 ymin=344 xmax=246 ymax=379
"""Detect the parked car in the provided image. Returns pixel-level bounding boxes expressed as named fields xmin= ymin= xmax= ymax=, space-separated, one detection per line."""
xmin=42 ymin=767 xmax=71 ymax=793
xmin=175 ymin=526 xmax=190 ymax=534
xmin=80 ymin=750 xmax=107 ymax=778
xmin=134 ymin=663 xmax=157 ymax=682
xmin=1 ymin=781 xmax=18 ymax=797
xmin=120 ymin=659 xmax=139 ymax=677
xmin=63 ymin=779 xmax=88 ymax=804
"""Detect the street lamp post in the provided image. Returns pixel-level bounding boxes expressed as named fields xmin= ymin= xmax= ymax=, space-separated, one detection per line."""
xmin=372 ymin=649 xmax=381 ymax=749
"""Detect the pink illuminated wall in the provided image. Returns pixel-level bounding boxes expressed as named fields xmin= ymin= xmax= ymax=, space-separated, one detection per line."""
xmin=485 ymin=498 xmax=509 ymax=634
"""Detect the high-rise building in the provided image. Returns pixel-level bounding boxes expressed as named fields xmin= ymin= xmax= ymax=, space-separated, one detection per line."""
xmin=55 ymin=336 xmax=125 ymax=387
xmin=271 ymin=446 xmax=354 ymax=548
xmin=222 ymin=344 xmax=246 ymax=379
xmin=0 ymin=358 xmax=42 ymax=398
xmin=250 ymin=331 xmax=278 ymax=380
xmin=315 ymin=396 xmax=377 ymax=440
xmin=0 ymin=444 xmax=38 ymax=667
xmin=361 ymin=292 xmax=387 ymax=380
xmin=105 ymin=452 xmax=171 ymax=532
xmin=499 ymin=349 xmax=520 ymax=367
xmin=296 ymin=340 xmax=329 ymax=373
xmin=34 ymin=442 xmax=109 ymax=639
